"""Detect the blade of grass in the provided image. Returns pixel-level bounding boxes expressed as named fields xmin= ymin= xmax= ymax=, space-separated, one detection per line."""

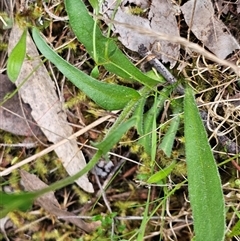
xmin=184 ymin=86 xmax=225 ymax=241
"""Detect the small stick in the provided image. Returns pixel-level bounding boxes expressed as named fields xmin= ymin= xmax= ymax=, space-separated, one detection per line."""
xmin=138 ymin=44 xmax=185 ymax=95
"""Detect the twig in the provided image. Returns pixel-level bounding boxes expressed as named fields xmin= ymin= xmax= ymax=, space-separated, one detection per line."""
xmin=138 ymin=44 xmax=185 ymax=95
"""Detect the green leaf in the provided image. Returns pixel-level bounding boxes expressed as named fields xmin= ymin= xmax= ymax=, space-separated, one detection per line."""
xmin=7 ymin=29 xmax=27 ymax=82
xmin=94 ymin=117 xmax=136 ymax=155
xmin=32 ymin=28 xmax=140 ymax=110
xmin=184 ymin=86 xmax=225 ymax=241
xmin=132 ymin=97 xmax=146 ymax=136
xmin=227 ymin=219 xmax=240 ymax=237
xmin=147 ymin=161 xmax=176 ymax=184
xmin=0 ymin=115 xmax=134 ymax=218
xmin=159 ymin=100 xmax=182 ymax=157
xmin=64 ymin=0 xmax=158 ymax=87
xmin=90 ymin=65 xmax=100 ymax=79
xmin=131 ymin=86 xmax=152 ymax=136
xmin=88 ymin=0 xmax=99 ymax=13
xmin=138 ymin=87 xmax=172 ymax=155
xmin=0 ymin=192 xmax=36 ymax=218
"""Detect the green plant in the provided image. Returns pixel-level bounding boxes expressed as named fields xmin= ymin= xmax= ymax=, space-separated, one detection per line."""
xmin=3 ymin=0 xmax=225 ymax=240
xmin=184 ymin=86 xmax=225 ymax=241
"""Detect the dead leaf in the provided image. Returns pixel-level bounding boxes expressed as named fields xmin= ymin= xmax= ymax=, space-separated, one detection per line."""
xmin=101 ymin=0 xmax=180 ymax=68
xmin=181 ymin=0 xmax=240 ymax=59
xmin=148 ymin=0 xmax=180 ymax=67
xmin=238 ymin=2 xmax=240 ymax=14
xmin=0 ymin=73 xmax=43 ymax=137
xmin=20 ymin=170 xmax=99 ymax=233
xmin=8 ymin=24 xmax=94 ymax=193
xmin=0 ymin=216 xmax=11 ymax=241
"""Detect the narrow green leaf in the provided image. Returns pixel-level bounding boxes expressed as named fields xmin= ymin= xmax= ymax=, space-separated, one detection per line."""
xmin=0 ymin=114 xmax=133 ymax=218
xmin=7 ymin=29 xmax=27 ymax=82
xmin=94 ymin=117 xmax=136 ymax=155
xmin=159 ymin=100 xmax=182 ymax=157
xmin=0 ymin=115 xmax=136 ymax=217
xmin=64 ymin=0 xmax=158 ymax=87
xmin=227 ymin=219 xmax=240 ymax=237
xmin=137 ymin=189 xmax=151 ymax=241
xmin=32 ymin=28 xmax=140 ymax=110
xmin=147 ymin=161 xmax=176 ymax=184
xmin=88 ymin=0 xmax=99 ymax=12
xmin=39 ymin=114 xmax=135 ymax=198
xmin=0 ymin=192 xmax=36 ymax=218
xmin=132 ymin=97 xmax=146 ymax=136
xmin=159 ymin=116 xmax=180 ymax=157
xmin=138 ymin=87 xmax=172 ymax=155
xmin=131 ymin=86 xmax=152 ymax=136
xmin=184 ymin=86 xmax=225 ymax=241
